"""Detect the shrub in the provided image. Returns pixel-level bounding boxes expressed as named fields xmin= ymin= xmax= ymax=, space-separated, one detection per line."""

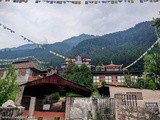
xmin=93 ymin=84 xmax=98 ymax=92
xmin=101 ymin=80 xmax=106 ymax=86
xmin=50 ymin=92 xmax=60 ymax=101
xmin=0 ymin=66 xmax=19 ymax=105
xmin=148 ymin=80 xmax=157 ymax=90
xmin=135 ymin=78 xmax=144 ymax=88
xmin=66 ymin=93 xmax=82 ymax=97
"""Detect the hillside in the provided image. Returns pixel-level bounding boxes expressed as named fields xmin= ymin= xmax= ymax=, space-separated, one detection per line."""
xmin=0 ymin=21 xmax=159 ymax=71
xmin=66 ymin=21 xmax=159 ymax=71
xmin=63 ymin=33 xmax=97 ymax=46
xmin=0 ymin=34 xmax=96 ymax=52
xmin=0 ymin=44 xmax=37 ymax=52
xmin=0 ymin=34 xmax=97 ymax=67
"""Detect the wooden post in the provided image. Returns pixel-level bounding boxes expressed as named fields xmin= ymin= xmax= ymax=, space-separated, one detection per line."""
xmin=28 ymin=97 xmax=36 ymax=119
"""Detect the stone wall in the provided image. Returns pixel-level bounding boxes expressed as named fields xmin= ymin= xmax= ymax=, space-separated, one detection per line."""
xmin=65 ymin=97 xmax=97 ymax=120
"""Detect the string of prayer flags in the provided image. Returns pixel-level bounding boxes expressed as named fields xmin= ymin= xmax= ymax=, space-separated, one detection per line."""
xmin=3 ymin=0 xmax=29 ymax=3
xmin=123 ymin=40 xmax=159 ymax=70
xmin=35 ymin=0 xmax=81 ymax=4
xmin=32 ymin=56 xmax=49 ymax=64
xmin=0 ymin=23 xmax=68 ymax=60
xmin=0 ymin=62 xmax=12 ymax=65
xmin=84 ymin=0 xmax=136 ymax=4
xmin=0 ymin=56 xmax=32 ymax=62
xmin=0 ymin=0 xmax=160 ymax=4
xmin=49 ymin=50 xmax=66 ymax=59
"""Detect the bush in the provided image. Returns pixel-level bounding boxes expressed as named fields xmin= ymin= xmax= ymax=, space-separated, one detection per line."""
xmin=148 ymin=80 xmax=157 ymax=90
xmin=93 ymin=84 xmax=98 ymax=92
xmin=66 ymin=93 xmax=82 ymax=97
xmin=50 ymin=92 xmax=60 ymax=101
xmin=135 ymin=78 xmax=144 ymax=88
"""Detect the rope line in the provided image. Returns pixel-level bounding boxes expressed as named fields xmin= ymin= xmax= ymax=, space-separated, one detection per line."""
xmin=0 ymin=23 xmax=68 ymax=59
xmin=123 ymin=40 xmax=159 ymax=70
xmin=0 ymin=56 xmax=49 ymax=65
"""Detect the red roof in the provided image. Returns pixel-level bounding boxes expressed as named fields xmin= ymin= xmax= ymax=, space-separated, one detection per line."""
xmin=103 ymin=61 xmax=123 ymax=68
xmin=21 ymin=74 xmax=92 ymax=97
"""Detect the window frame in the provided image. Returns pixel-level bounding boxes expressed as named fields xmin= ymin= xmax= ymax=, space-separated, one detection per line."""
xmin=93 ymin=76 xmax=100 ymax=83
xmin=105 ymin=76 xmax=112 ymax=83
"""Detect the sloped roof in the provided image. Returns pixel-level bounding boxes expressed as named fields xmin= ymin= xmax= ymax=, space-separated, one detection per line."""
xmin=21 ymin=74 xmax=92 ymax=97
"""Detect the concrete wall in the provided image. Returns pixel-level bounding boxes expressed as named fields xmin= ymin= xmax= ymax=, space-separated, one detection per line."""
xmin=109 ymin=86 xmax=160 ymax=109
xmin=1 ymin=69 xmax=30 ymax=84
xmin=16 ymin=69 xmax=31 ymax=84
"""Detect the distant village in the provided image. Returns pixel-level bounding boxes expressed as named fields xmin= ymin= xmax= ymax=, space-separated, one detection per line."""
xmin=0 ymin=55 xmax=160 ymax=120
xmin=0 ymin=55 xmax=140 ymax=87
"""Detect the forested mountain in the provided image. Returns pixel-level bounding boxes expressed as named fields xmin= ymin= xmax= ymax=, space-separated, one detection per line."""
xmin=0 ymin=34 xmax=97 ymax=67
xmin=0 ymin=44 xmax=37 ymax=52
xmin=0 ymin=34 xmax=95 ymax=52
xmin=63 ymin=33 xmax=97 ymax=46
xmin=0 ymin=21 xmax=159 ymax=71
xmin=66 ymin=21 xmax=159 ymax=71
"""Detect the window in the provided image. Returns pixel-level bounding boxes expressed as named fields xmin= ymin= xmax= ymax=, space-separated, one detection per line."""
xmin=146 ymin=103 xmax=158 ymax=107
xmin=118 ymin=76 xmax=124 ymax=83
xmin=126 ymin=92 xmax=143 ymax=100
xmin=105 ymin=76 xmax=112 ymax=83
xmin=131 ymin=76 xmax=138 ymax=82
xmin=54 ymin=117 xmax=60 ymax=120
xmin=93 ymin=76 xmax=99 ymax=82
xmin=76 ymin=56 xmax=82 ymax=62
xmin=18 ymin=69 xmax=26 ymax=76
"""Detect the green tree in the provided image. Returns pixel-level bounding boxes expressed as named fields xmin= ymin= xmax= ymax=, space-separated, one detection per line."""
xmin=152 ymin=17 xmax=160 ymax=37
xmin=62 ymin=62 xmax=75 ymax=78
xmin=144 ymin=53 xmax=160 ymax=88
xmin=144 ymin=53 xmax=160 ymax=76
xmin=0 ymin=66 xmax=19 ymax=105
xmin=66 ymin=64 xmax=93 ymax=89
xmin=93 ymin=84 xmax=98 ymax=92
xmin=124 ymin=74 xmax=132 ymax=87
xmin=101 ymin=80 xmax=106 ymax=86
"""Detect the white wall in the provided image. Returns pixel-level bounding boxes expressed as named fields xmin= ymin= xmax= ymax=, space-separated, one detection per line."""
xmin=16 ymin=69 xmax=31 ymax=84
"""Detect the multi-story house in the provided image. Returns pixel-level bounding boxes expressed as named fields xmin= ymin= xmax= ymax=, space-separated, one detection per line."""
xmin=92 ymin=61 xmax=140 ymax=86
xmin=0 ymin=61 xmax=57 ymax=84
xmin=61 ymin=55 xmax=91 ymax=69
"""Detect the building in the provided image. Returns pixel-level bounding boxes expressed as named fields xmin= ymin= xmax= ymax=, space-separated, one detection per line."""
xmin=20 ymin=74 xmax=92 ymax=119
xmin=0 ymin=61 xmax=57 ymax=84
xmin=101 ymin=61 xmax=123 ymax=71
xmin=61 ymin=55 xmax=91 ymax=69
xmin=92 ymin=61 xmax=140 ymax=86
xmin=21 ymin=73 xmax=92 ymax=99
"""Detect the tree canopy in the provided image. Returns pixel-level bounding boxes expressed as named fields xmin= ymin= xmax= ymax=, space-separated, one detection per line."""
xmin=144 ymin=52 xmax=160 ymax=89
xmin=66 ymin=64 xmax=93 ymax=89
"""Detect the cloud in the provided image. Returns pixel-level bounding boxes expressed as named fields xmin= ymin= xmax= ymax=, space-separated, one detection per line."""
xmin=0 ymin=1 xmax=159 ymax=49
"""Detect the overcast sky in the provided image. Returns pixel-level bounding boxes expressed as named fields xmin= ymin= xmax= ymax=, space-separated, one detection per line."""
xmin=0 ymin=1 xmax=160 ymax=49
